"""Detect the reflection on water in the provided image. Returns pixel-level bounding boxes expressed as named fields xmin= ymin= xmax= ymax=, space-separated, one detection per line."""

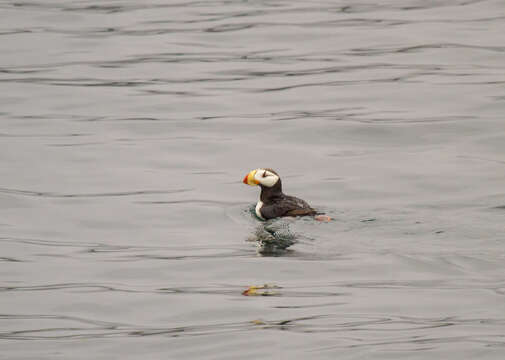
xmin=246 ymin=207 xmax=337 ymax=255
xmin=252 ymin=220 xmax=297 ymax=255
xmin=244 ymin=205 xmax=298 ymax=254
xmin=2 ymin=0 xmax=505 ymax=359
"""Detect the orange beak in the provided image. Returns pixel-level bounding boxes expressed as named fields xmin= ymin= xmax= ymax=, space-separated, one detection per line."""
xmin=242 ymin=170 xmax=259 ymax=186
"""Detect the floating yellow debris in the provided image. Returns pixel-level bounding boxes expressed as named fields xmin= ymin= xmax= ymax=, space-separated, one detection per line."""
xmin=242 ymin=284 xmax=281 ymax=296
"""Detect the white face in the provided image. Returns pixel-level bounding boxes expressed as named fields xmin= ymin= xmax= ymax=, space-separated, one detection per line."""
xmin=253 ymin=168 xmax=280 ymax=187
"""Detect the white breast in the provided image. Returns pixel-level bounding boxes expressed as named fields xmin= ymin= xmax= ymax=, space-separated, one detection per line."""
xmin=255 ymin=201 xmax=265 ymax=219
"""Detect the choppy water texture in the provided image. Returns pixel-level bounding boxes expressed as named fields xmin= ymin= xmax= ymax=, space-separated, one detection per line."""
xmin=2 ymin=0 xmax=505 ymax=359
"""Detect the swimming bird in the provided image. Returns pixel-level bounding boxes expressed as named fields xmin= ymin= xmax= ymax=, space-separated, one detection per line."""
xmin=242 ymin=168 xmax=318 ymax=220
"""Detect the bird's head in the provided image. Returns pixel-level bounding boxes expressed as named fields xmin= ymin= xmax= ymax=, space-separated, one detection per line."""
xmin=242 ymin=168 xmax=280 ymax=188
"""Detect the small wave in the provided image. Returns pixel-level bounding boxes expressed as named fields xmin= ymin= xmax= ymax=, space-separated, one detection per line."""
xmin=0 ymin=187 xmax=193 ymax=198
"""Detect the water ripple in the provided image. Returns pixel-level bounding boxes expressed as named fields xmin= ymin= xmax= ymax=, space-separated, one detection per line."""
xmin=0 ymin=283 xmax=136 ymax=293
xmin=2 ymin=313 xmax=504 ymax=342
xmin=0 ymin=187 xmax=193 ymax=198
xmin=1 ymin=0 xmax=505 ymax=357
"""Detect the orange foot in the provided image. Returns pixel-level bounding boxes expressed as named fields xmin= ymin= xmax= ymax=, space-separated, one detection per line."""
xmin=314 ymin=215 xmax=332 ymax=222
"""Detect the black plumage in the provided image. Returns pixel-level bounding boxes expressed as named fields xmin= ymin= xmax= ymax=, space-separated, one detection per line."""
xmin=258 ymin=169 xmax=316 ymax=220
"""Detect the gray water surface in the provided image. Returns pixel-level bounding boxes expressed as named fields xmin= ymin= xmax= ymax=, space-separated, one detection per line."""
xmin=2 ymin=1 xmax=505 ymax=359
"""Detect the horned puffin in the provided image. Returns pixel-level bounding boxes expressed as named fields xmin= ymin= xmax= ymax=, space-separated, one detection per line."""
xmin=242 ymin=168 xmax=318 ymax=220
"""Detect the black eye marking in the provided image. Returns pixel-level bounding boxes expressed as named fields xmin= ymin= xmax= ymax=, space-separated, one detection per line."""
xmin=262 ymin=171 xmax=268 ymax=177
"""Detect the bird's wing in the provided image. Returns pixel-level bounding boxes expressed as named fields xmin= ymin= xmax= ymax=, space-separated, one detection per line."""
xmin=259 ymin=203 xmax=291 ymax=220
xmin=284 ymin=208 xmax=317 ymax=217
xmin=260 ymin=195 xmax=316 ymax=219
